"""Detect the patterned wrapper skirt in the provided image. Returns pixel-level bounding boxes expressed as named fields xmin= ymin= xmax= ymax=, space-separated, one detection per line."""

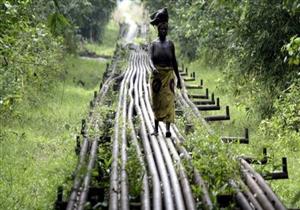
xmin=151 ymin=66 xmax=175 ymax=123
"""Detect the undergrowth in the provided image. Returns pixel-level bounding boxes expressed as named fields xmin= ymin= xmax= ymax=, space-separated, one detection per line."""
xmin=185 ymin=59 xmax=300 ymax=208
xmin=175 ymin=105 xmax=240 ymax=208
xmin=0 ymin=56 xmax=108 ymax=210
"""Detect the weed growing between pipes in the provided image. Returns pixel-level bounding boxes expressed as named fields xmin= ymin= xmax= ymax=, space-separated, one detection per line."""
xmin=176 ymin=106 xmax=240 ymax=207
xmin=126 ymin=144 xmax=144 ymax=200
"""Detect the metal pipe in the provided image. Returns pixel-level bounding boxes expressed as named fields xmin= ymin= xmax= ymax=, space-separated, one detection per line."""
xmin=142 ymin=53 xmax=211 ymax=210
xmin=240 ymin=159 xmax=286 ymax=210
xmin=170 ymin=106 xmax=213 ymax=208
xmin=137 ymin=52 xmax=175 ymax=210
xmin=144 ymin=57 xmax=204 ymax=210
xmin=184 ymin=77 xmax=196 ymax=82
xmin=242 ymin=168 xmax=275 ymax=210
xmin=197 ymin=104 xmax=220 ymax=111
xmin=96 ymin=51 xmax=123 ymax=105
xmin=120 ymin=54 xmax=136 ymax=210
xmin=173 ymin=60 xmax=284 ymax=207
xmin=133 ymin=52 xmax=162 ymax=210
xmin=193 ymin=97 xmax=215 ymax=105
xmin=66 ymin=136 xmax=89 ymax=210
xmin=140 ymin=53 xmax=186 ymax=210
xmin=109 ymin=55 xmax=132 ymax=210
xmin=229 ymin=180 xmax=253 ymax=210
xmin=186 ymin=84 xmax=203 ymax=89
xmin=221 ymin=128 xmax=249 ymax=144
xmin=77 ymin=137 xmax=99 ymax=210
xmin=238 ymin=181 xmax=264 ymax=210
xmin=179 ymin=79 xmax=214 ymax=135
xmin=155 ymin=121 xmax=197 ymax=210
xmin=66 ymin=45 xmax=123 ymax=210
xmin=127 ymin=59 xmax=150 ymax=210
xmin=264 ymin=157 xmax=288 ymax=180
xmin=144 ymin=53 xmax=213 ymax=209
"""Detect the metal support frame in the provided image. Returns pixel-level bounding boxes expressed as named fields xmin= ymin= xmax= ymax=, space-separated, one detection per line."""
xmin=197 ymin=98 xmax=220 ymax=111
xmin=188 ymin=88 xmax=209 ymax=99
xmin=75 ymin=135 xmax=81 ymax=156
xmin=186 ymin=84 xmax=203 ymax=89
xmin=263 ymin=157 xmax=288 ymax=180
xmin=54 ymin=186 xmax=67 ymax=210
xmin=221 ymin=128 xmax=249 ymax=144
xmin=180 ymin=67 xmax=189 ymax=76
xmin=204 ymin=106 xmax=230 ymax=121
xmin=184 ymin=77 xmax=196 ymax=82
xmin=193 ymin=93 xmax=216 ymax=105
xmin=241 ymin=148 xmax=268 ymax=164
xmin=81 ymin=119 xmax=87 ymax=136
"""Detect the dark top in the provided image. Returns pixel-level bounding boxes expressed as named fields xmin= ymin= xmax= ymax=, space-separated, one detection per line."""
xmin=150 ymin=39 xmax=176 ymax=67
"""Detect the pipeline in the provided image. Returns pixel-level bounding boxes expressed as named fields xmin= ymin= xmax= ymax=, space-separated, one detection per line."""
xmin=138 ymin=52 xmax=186 ymax=210
xmin=140 ymin=52 xmax=197 ymax=210
xmin=64 ymin=40 xmax=288 ymax=210
xmin=65 ymin=50 xmax=120 ymax=210
xmin=132 ymin=51 xmax=162 ymax=210
xmin=109 ymin=54 xmax=133 ymax=210
xmin=127 ymin=54 xmax=150 ymax=210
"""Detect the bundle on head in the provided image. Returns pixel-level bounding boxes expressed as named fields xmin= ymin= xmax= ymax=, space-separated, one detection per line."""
xmin=150 ymin=8 xmax=168 ymax=26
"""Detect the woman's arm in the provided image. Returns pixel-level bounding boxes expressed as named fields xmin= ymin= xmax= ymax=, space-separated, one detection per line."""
xmin=170 ymin=41 xmax=182 ymax=89
xmin=149 ymin=43 xmax=159 ymax=74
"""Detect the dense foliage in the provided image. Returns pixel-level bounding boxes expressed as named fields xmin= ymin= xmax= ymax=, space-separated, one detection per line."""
xmin=1 ymin=1 xmax=64 ymax=116
xmin=260 ymin=79 xmax=300 ymax=150
xmin=0 ymin=0 xmax=115 ymax=116
xmin=143 ymin=0 xmax=300 ymax=116
xmin=49 ymin=0 xmax=116 ymax=42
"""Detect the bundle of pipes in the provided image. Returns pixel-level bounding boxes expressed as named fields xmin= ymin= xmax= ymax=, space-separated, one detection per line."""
xmin=65 ymin=46 xmax=122 ymax=210
xmin=108 ymin=48 xmax=213 ymax=210
xmin=239 ymin=158 xmax=286 ymax=210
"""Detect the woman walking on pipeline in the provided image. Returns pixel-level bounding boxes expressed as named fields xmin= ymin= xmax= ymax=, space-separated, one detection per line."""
xmin=149 ymin=8 xmax=182 ymax=138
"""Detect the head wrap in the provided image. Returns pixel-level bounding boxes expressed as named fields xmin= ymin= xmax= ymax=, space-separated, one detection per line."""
xmin=150 ymin=8 xmax=168 ymax=26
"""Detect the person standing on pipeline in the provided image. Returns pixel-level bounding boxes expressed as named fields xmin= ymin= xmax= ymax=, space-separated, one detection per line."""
xmin=149 ymin=8 xmax=182 ymax=138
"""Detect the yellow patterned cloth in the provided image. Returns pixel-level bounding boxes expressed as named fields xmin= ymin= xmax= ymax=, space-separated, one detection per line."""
xmin=151 ymin=66 xmax=175 ymax=123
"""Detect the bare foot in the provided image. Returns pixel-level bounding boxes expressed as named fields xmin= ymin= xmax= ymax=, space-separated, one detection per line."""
xmin=166 ymin=131 xmax=171 ymax=138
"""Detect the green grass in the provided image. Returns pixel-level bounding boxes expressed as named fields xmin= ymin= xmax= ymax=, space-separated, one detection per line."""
xmin=185 ymin=59 xmax=300 ymax=208
xmin=0 ymin=56 xmax=108 ymax=210
xmin=83 ymin=20 xmax=119 ymax=57
xmin=185 ymin=59 xmax=261 ymax=142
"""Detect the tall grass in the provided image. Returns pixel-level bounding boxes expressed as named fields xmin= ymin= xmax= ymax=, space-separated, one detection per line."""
xmin=186 ymin=59 xmax=300 ymax=208
xmin=0 ymin=46 xmax=112 ymax=210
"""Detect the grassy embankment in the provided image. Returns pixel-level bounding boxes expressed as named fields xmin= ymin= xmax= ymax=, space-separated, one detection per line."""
xmin=0 ymin=20 xmax=119 ymax=210
xmin=185 ymin=60 xmax=300 ymax=208
xmin=83 ymin=21 xmax=119 ymax=58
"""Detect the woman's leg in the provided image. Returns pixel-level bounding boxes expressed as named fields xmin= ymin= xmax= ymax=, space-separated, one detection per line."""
xmin=151 ymin=119 xmax=159 ymax=136
xmin=155 ymin=120 xmax=159 ymax=133
xmin=166 ymin=122 xmax=171 ymax=137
